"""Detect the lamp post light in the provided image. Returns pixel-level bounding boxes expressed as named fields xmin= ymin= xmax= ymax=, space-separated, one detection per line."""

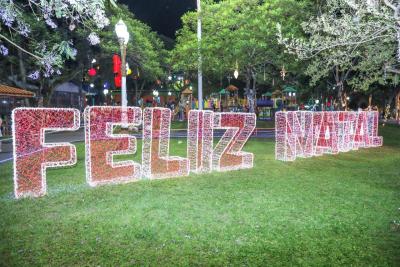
xmin=115 ymin=19 xmax=130 ymax=125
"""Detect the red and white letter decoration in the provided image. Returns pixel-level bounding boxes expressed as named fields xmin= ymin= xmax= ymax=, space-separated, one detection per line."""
xmin=212 ymin=113 xmax=256 ymax=171
xmin=187 ymin=110 xmax=214 ymax=173
xmin=12 ymin=108 xmax=257 ymax=199
xmin=275 ymin=111 xmax=383 ymax=162
xmin=12 ymin=108 xmax=80 ymax=198
xmin=142 ymin=107 xmax=189 ymax=179
xmin=85 ymin=106 xmax=142 ymax=186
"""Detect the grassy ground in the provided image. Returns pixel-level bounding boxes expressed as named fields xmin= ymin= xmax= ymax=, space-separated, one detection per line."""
xmin=0 ymin=125 xmax=399 ymax=266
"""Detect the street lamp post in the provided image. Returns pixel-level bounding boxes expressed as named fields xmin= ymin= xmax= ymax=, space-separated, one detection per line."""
xmin=197 ymin=0 xmax=203 ymax=110
xmin=115 ymin=19 xmax=130 ymax=124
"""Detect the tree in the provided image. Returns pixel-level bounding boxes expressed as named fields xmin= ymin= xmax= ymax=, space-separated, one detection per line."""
xmin=0 ymin=2 xmax=166 ymax=107
xmin=0 ymin=0 xmax=111 ymax=76
xmin=278 ymin=0 xmax=400 ymax=108
xmin=96 ymin=5 xmax=167 ymax=105
xmin=171 ymin=0 xmax=314 ymax=112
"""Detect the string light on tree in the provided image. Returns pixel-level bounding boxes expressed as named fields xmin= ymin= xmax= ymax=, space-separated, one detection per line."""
xmin=280 ymin=65 xmax=287 ymax=80
xmin=234 ymin=60 xmax=239 ymax=79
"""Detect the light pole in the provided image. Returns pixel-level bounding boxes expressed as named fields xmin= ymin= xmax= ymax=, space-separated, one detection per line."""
xmin=115 ymin=19 xmax=130 ymax=123
xmin=197 ymin=0 xmax=203 ymax=110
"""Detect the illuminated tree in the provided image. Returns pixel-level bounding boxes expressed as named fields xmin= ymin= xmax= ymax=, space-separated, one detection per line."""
xmin=0 ymin=0 xmax=112 ymax=76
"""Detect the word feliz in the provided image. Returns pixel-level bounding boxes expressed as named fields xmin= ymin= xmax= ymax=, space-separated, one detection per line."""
xmin=12 ymin=107 xmax=256 ymax=199
xmin=275 ymin=111 xmax=383 ymax=162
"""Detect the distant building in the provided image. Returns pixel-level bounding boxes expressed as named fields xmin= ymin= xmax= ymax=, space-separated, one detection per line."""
xmin=0 ymin=84 xmax=35 ymax=135
xmin=0 ymin=84 xmax=34 ymax=116
xmin=50 ymin=82 xmax=84 ymax=110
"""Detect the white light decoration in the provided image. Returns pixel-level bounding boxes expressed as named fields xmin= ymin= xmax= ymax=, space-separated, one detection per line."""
xmin=168 ymin=91 xmax=172 ymax=96
xmin=234 ymin=69 xmax=239 ymax=79
xmin=212 ymin=113 xmax=256 ymax=171
xmin=12 ymin=108 xmax=257 ymax=199
xmin=275 ymin=111 xmax=383 ymax=162
xmin=142 ymin=107 xmax=189 ymax=179
xmin=12 ymin=108 xmax=80 ymax=199
xmin=90 ymin=83 xmax=94 ymax=88
xmin=92 ymin=58 xmax=97 ymax=64
xmin=103 ymin=89 xmax=109 ymax=95
xmin=187 ymin=110 xmax=214 ymax=173
xmin=85 ymin=106 xmax=142 ymax=186
xmin=115 ymin=19 xmax=130 ymax=44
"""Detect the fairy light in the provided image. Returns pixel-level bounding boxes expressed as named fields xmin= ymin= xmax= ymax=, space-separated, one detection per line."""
xmin=142 ymin=107 xmax=189 ymax=179
xmin=85 ymin=106 xmax=142 ymax=186
xmin=12 ymin=108 xmax=258 ymax=199
xmin=12 ymin=108 xmax=80 ymax=199
xmin=187 ymin=110 xmax=214 ymax=173
xmin=275 ymin=111 xmax=383 ymax=161
xmin=234 ymin=60 xmax=239 ymax=79
xmin=212 ymin=113 xmax=256 ymax=171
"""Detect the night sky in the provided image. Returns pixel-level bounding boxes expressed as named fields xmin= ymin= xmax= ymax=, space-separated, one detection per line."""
xmin=120 ymin=0 xmax=196 ymax=38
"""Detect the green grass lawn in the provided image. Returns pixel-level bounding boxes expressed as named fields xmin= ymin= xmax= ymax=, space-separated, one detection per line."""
xmin=0 ymin=125 xmax=399 ymax=266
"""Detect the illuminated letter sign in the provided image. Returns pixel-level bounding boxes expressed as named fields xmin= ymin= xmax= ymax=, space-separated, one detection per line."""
xmin=275 ymin=111 xmax=383 ymax=162
xmin=212 ymin=113 xmax=256 ymax=171
xmin=12 ymin=108 xmax=257 ymax=199
xmin=12 ymin=108 xmax=80 ymax=198
xmin=142 ymin=107 xmax=189 ymax=179
xmin=85 ymin=106 xmax=142 ymax=186
xmin=187 ymin=110 xmax=213 ymax=173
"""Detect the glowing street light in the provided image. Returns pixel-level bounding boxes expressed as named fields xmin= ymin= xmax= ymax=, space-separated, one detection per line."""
xmin=234 ymin=69 xmax=239 ymax=79
xmin=234 ymin=60 xmax=239 ymax=79
xmin=115 ymin=19 xmax=130 ymax=126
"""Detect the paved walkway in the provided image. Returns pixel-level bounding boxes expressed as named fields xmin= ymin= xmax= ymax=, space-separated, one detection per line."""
xmin=0 ymin=128 xmax=275 ymax=164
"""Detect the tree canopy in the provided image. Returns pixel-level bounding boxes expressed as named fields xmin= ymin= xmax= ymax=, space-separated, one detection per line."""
xmin=170 ymin=0 xmax=314 ymax=97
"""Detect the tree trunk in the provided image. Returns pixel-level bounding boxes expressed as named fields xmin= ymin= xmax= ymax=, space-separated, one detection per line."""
xmin=334 ymin=66 xmax=346 ymax=110
xmin=245 ymin=68 xmax=255 ymax=113
xmin=134 ymin=80 xmax=138 ymax=106
xmin=252 ymin=70 xmax=257 ymax=112
xmin=18 ymin=50 xmax=27 ymax=90
xmin=44 ymin=79 xmax=56 ymax=107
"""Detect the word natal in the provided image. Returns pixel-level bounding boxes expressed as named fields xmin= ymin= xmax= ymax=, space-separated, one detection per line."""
xmin=275 ymin=111 xmax=383 ymax=161
xmin=12 ymin=107 xmax=256 ymax=199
